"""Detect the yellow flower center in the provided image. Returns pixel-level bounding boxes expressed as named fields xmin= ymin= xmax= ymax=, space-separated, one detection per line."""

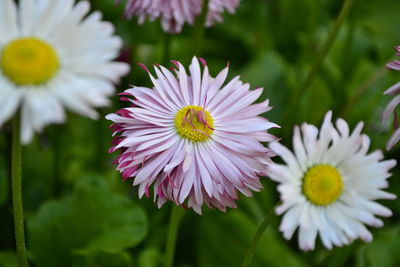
xmin=174 ymin=105 xmax=214 ymax=142
xmin=0 ymin=38 xmax=60 ymax=85
xmin=302 ymin=164 xmax=343 ymax=206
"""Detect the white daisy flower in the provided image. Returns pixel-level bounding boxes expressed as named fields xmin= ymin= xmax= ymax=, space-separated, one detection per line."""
xmin=0 ymin=0 xmax=129 ymax=144
xmin=268 ymin=111 xmax=397 ymax=251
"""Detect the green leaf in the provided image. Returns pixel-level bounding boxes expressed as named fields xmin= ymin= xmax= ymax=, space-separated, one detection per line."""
xmin=86 ymin=224 xmax=146 ymax=253
xmin=72 ymin=250 xmax=134 ymax=267
xmin=363 ymin=226 xmax=400 ymax=267
xmin=0 ymin=251 xmax=18 ymax=267
xmin=138 ymin=247 xmax=162 ymax=267
xmin=300 ymin=76 xmax=333 ymax=124
xmin=198 ymin=210 xmax=307 ymax=267
xmin=28 ymin=176 xmax=148 ymax=267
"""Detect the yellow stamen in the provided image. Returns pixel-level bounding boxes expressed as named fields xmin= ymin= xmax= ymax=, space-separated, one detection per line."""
xmin=303 ymin=164 xmax=343 ymax=206
xmin=174 ymin=105 xmax=214 ymax=142
xmin=1 ymin=38 xmax=59 ymax=85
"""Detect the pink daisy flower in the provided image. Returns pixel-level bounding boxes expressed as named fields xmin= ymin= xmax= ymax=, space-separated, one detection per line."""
xmin=117 ymin=0 xmax=240 ymax=33
xmin=382 ymin=46 xmax=400 ymax=150
xmin=106 ymin=57 xmax=279 ymax=214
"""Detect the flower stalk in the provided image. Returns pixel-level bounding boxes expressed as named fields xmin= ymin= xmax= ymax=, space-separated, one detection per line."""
xmin=11 ymin=114 xmax=29 ymax=267
xmin=241 ymin=202 xmax=280 ymax=267
xmin=282 ymin=0 xmax=356 ymax=125
xmin=164 ymin=205 xmax=184 ymax=267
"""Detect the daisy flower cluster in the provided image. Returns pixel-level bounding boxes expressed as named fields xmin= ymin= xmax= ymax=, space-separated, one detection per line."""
xmin=117 ymin=0 xmax=240 ymax=33
xmin=0 ymin=0 xmax=129 ymax=143
xmin=1 ymin=0 xmax=397 ymax=260
xmin=107 ymin=57 xmax=278 ymax=214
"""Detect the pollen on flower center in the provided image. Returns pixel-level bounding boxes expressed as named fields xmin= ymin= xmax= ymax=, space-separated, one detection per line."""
xmin=174 ymin=105 xmax=214 ymax=142
xmin=303 ymin=164 xmax=343 ymax=206
xmin=0 ymin=38 xmax=60 ymax=85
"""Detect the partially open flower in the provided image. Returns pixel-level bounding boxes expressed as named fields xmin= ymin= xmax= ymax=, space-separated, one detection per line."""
xmin=107 ymin=57 xmax=278 ymax=214
xmin=0 ymin=0 xmax=129 ymax=144
xmin=118 ymin=0 xmax=240 ymax=33
xmin=269 ymin=111 xmax=396 ymax=251
xmin=382 ymin=46 xmax=400 ymax=150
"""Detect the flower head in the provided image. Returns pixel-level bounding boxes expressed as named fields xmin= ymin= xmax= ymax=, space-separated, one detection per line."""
xmin=0 ymin=0 xmax=129 ymax=144
xmin=118 ymin=0 xmax=240 ymax=33
xmin=269 ymin=111 xmax=396 ymax=251
xmin=107 ymin=57 xmax=278 ymax=214
xmin=382 ymin=46 xmax=400 ymax=150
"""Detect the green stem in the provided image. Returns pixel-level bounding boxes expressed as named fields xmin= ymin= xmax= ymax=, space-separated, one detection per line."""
xmin=164 ymin=205 xmax=184 ymax=267
xmin=192 ymin=0 xmax=210 ymax=55
xmin=11 ymin=115 xmax=29 ymax=267
xmin=241 ymin=202 xmax=280 ymax=267
xmin=281 ymin=0 xmax=356 ymax=124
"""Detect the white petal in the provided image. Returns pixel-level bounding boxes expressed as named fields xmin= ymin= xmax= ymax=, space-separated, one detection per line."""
xmin=298 ymin=225 xmax=317 ymax=251
xmin=0 ymin=89 xmax=21 ymax=126
xmin=0 ymin=0 xmax=18 ymax=43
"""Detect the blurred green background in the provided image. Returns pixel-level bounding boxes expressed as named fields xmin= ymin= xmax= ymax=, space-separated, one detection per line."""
xmin=1 ymin=0 xmax=400 ymax=266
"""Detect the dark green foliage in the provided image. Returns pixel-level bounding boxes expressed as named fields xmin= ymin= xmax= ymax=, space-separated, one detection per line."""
xmin=1 ymin=0 xmax=400 ymax=266
xmin=27 ymin=176 xmax=147 ymax=267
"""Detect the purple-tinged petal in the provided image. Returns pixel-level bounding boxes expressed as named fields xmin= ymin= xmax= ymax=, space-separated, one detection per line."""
xmin=382 ymin=95 xmax=400 ymax=122
xmin=384 ymin=81 xmax=400 ymax=95
xmin=386 ymin=127 xmax=400 ymax=151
